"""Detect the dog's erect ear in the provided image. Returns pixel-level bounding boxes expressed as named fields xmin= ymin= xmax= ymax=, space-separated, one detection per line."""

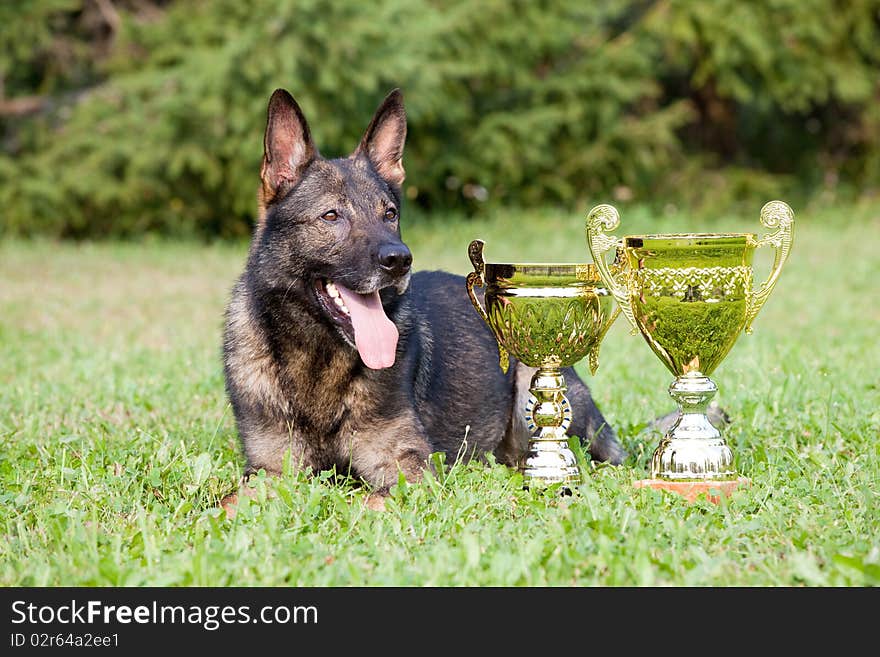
xmin=355 ymin=89 xmax=407 ymax=187
xmin=260 ymin=89 xmax=317 ymax=203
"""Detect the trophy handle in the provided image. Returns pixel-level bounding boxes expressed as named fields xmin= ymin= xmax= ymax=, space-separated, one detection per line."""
xmin=586 ymin=204 xmax=638 ymax=333
xmin=745 ymin=200 xmax=794 ymax=334
xmin=466 ymin=239 xmax=510 ymax=373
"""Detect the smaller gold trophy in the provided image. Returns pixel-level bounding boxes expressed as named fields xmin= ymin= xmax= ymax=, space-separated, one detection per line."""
xmin=586 ymin=201 xmax=794 ymax=500
xmin=466 ymin=239 xmax=619 ymax=488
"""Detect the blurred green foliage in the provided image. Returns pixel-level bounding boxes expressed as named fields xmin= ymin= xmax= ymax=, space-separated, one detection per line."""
xmin=1 ymin=0 xmax=878 ymax=238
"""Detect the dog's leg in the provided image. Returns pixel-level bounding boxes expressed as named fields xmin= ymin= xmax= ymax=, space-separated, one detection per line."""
xmin=496 ymin=363 xmax=625 ymax=466
xmin=493 ymin=362 xmax=533 ymax=467
xmin=563 ymin=367 xmax=625 ymax=465
xmin=238 ymin=416 xmax=319 ymax=478
xmin=220 ymin=420 xmax=318 ymax=519
xmin=338 ymin=411 xmax=432 ymax=510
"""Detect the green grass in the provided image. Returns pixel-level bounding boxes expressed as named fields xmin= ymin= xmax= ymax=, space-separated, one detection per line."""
xmin=1 ymin=200 xmax=878 ymax=586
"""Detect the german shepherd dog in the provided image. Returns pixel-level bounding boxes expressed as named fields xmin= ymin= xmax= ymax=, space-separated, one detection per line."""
xmin=223 ymin=89 xmax=624 ymax=507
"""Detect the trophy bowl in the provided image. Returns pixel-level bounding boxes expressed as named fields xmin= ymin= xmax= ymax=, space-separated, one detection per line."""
xmin=586 ymin=201 xmax=794 ymax=499
xmin=466 ymin=239 xmax=619 ymax=487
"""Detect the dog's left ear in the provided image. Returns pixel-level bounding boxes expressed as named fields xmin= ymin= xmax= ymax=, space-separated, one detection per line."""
xmin=355 ymin=89 xmax=407 ymax=188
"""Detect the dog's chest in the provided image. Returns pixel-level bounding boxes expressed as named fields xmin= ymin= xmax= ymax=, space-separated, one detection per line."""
xmin=277 ymin=348 xmax=362 ymax=434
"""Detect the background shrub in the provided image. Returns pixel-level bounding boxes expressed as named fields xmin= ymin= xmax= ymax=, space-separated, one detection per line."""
xmin=1 ymin=0 xmax=878 ymax=237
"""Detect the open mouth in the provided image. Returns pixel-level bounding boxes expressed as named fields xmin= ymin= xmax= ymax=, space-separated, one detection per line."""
xmin=314 ymin=278 xmax=399 ymax=370
xmin=315 ymin=278 xmax=354 ymax=335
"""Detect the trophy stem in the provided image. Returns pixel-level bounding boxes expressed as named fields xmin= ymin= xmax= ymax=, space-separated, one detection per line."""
xmin=523 ymin=367 xmax=580 ymax=489
xmin=650 ymin=372 xmax=736 ymax=481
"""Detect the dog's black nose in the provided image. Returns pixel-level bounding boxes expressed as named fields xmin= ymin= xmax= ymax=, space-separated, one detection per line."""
xmin=378 ymin=243 xmax=412 ymax=276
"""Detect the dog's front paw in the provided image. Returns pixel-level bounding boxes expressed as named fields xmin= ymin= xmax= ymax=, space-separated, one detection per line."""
xmin=220 ymin=484 xmax=257 ymax=520
xmin=364 ymin=489 xmax=390 ymax=511
xmin=220 ymin=475 xmax=277 ymax=519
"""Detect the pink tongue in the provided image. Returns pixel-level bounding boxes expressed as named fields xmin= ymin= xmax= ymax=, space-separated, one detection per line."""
xmin=335 ymin=284 xmax=398 ymax=369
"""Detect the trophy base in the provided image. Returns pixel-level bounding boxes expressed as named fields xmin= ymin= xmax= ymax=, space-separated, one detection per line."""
xmin=522 ymin=439 xmax=580 ymax=490
xmin=651 ymin=373 xmax=737 ymax=480
xmin=633 ymin=477 xmax=750 ymax=504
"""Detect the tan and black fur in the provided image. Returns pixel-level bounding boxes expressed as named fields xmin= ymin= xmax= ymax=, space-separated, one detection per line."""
xmin=223 ymin=89 xmax=624 ymax=503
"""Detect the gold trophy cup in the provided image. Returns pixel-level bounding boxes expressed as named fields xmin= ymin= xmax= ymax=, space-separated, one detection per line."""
xmin=586 ymin=201 xmax=794 ymax=500
xmin=466 ymin=239 xmax=619 ymax=488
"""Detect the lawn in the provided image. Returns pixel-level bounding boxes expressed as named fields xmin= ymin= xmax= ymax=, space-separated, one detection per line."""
xmin=1 ymin=200 xmax=878 ymax=586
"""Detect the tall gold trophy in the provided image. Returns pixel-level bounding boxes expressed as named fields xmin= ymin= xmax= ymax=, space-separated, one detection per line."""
xmin=586 ymin=201 xmax=794 ymax=500
xmin=466 ymin=240 xmax=619 ymax=488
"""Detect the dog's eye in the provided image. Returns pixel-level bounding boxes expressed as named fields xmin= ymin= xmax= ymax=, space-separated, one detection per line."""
xmin=384 ymin=207 xmax=398 ymax=222
xmin=321 ymin=210 xmax=339 ymax=222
